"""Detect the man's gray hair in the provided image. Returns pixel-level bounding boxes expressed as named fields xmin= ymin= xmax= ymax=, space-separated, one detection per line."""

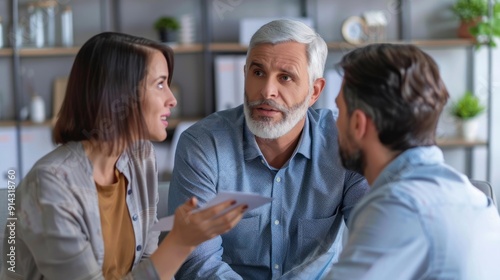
xmin=248 ymin=19 xmax=328 ymax=86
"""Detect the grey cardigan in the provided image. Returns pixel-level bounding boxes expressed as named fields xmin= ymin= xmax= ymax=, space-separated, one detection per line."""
xmin=1 ymin=141 xmax=160 ymax=280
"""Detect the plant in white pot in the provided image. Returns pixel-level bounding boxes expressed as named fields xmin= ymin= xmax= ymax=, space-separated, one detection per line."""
xmin=451 ymin=91 xmax=485 ymax=141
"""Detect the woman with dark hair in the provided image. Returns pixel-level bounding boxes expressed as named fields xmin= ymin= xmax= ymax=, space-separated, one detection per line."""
xmin=1 ymin=32 xmax=245 ymax=280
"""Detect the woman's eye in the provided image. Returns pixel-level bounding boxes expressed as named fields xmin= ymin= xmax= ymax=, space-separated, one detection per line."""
xmin=157 ymin=82 xmax=164 ymax=89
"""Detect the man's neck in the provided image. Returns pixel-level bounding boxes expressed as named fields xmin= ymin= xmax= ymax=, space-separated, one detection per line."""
xmin=363 ymin=142 xmax=402 ymax=185
xmin=256 ymin=119 xmax=305 ymax=169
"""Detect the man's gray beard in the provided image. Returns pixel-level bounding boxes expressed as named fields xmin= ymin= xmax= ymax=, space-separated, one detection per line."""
xmin=244 ymin=91 xmax=311 ymax=140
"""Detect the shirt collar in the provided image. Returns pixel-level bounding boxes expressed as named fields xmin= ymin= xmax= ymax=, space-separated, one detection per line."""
xmin=372 ymin=145 xmax=445 ymax=189
xmin=243 ymin=111 xmax=312 ymax=162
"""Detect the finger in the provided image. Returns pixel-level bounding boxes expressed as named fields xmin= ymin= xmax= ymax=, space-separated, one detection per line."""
xmin=208 ymin=204 xmax=247 ymax=234
xmin=180 ymin=197 xmax=198 ymax=212
xmin=195 ymin=199 xmax=237 ymax=220
xmin=189 ymin=197 xmax=198 ymax=207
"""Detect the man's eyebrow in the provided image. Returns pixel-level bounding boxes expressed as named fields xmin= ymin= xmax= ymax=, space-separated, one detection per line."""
xmin=248 ymin=61 xmax=264 ymax=68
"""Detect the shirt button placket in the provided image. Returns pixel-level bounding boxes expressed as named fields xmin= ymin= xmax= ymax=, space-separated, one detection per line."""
xmin=272 ymin=174 xmax=283 ymax=278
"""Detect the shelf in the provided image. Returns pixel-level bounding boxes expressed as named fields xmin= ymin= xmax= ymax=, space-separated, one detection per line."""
xmin=209 ymin=43 xmax=248 ymax=52
xmin=171 ymin=44 xmax=203 ymax=54
xmin=207 ymin=39 xmax=475 ymax=53
xmin=0 ymin=120 xmax=54 ymax=127
xmin=0 ymin=44 xmax=204 ymax=57
xmin=0 ymin=48 xmax=13 ymax=56
xmin=19 ymin=47 xmax=80 ymax=57
xmin=327 ymin=39 xmax=474 ymax=50
xmin=0 ymin=121 xmax=17 ymax=127
xmin=437 ymin=138 xmax=487 ymax=148
xmin=2 ymin=40 xmax=474 ymax=57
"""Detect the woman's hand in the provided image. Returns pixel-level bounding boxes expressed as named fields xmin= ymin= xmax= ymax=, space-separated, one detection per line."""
xmin=151 ymin=197 xmax=246 ymax=279
xmin=169 ymin=197 xmax=247 ymax=249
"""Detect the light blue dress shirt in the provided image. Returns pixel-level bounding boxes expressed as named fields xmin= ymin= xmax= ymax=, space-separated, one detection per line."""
xmin=327 ymin=146 xmax=500 ymax=280
xmin=168 ymin=106 xmax=369 ymax=280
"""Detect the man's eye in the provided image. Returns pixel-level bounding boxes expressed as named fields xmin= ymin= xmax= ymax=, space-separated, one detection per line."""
xmin=281 ymin=75 xmax=292 ymax=81
xmin=254 ymin=70 xmax=263 ymax=76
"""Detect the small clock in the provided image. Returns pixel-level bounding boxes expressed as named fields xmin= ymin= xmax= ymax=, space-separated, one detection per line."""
xmin=342 ymin=16 xmax=368 ymax=45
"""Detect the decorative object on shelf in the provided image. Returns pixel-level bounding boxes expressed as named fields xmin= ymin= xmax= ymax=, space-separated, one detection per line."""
xmin=61 ymin=5 xmax=73 ymax=47
xmin=30 ymin=94 xmax=46 ymax=123
xmin=452 ymin=0 xmax=500 ymax=47
xmin=469 ymin=1 xmax=500 ymax=47
xmin=451 ymin=91 xmax=485 ymax=141
xmin=342 ymin=16 xmax=368 ymax=44
xmin=22 ymin=0 xmax=58 ymax=48
xmin=38 ymin=0 xmax=56 ymax=47
xmin=179 ymin=14 xmax=195 ymax=45
xmin=362 ymin=11 xmax=388 ymax=43
xmin=154 ymin=16 xmax=180 ymax=44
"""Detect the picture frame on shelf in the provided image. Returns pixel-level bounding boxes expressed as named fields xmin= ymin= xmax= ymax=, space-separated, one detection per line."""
xmin=342 ymin=16 xmax=368 ymax=45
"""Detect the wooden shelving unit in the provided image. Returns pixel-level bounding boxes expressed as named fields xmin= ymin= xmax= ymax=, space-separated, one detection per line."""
xmin=437 ymin=138 xmax=488 ymax=148
xmin=171 ymin=44 xmax=204 ymax=54
xmin=0 ymin=48 xmax=13 ymax=56
xmin=208 ymin=39 xmax=475 ymax=53
xmin=0 ymin=121 xmax=17 ymax=127
xmin=1 ymin=39 xmax=476 ymax=58
xmin=327 ymin=39 xmax=474 ymax=50
xmin=209 ymin=43 xmax=248 ymax=52
xmin=19 ymin=47 xmax=81 ymax=57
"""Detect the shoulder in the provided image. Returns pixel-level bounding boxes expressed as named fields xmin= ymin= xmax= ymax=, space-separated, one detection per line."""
xmin=307 ymin=108 xmax=337 ymax=133
xmin=18 ymin=143 xmax=93 ymax=207
xmin=306 ymin=108 xmax=340 ymax=151
xmin=26 ymin=142 xmax=91 ymax=179
xmin=307 ymin=108 xmax=336 ymax=128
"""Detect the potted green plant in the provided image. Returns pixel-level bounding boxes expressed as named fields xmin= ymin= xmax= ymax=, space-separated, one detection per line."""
xmin=154 ymin=16 xmax=180 ymax=43
xmin=452 ymin=0 xmax=488 ymax=39
xmin=469 ymin=2 xmax=500 ymax=47
xmin=452 ymin=0 xmax=500 ymax=47
xmin=451 ymin=91 xmax=485 ymax=141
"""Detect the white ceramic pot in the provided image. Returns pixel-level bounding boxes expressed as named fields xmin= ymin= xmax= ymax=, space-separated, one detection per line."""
xmin=460 ymin=118 xmax=479 ymax=141
xmin=30 ymin=95 xmax=46 ymax=123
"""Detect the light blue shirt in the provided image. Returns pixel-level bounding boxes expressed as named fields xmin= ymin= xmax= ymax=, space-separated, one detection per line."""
xmin=328 ymin=146 xmax=500 ymax=280
xmin=168 ymin=106 xmax=369 ymax=280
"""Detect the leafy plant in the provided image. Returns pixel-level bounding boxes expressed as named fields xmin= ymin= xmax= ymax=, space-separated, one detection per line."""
xmin=452 ymin=0 xmax=500 ymax=48
xmin=452 ymin=0 xmax=488 ymax=20
xmin=154 ymin=16 xmax=180 ymax=31
xmin=451 ymin=91 xmax=485 ymax=120
xmin=469 ymin=2 xmax=500 ymax=47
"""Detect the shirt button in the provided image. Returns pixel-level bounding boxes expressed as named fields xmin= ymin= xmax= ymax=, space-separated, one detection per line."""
xmin=261 ymin=159 xmax=265 ymax=164
xmin=274 ymin=264 xmax=279 ymax=270
xmin=132 ymin=214 xmax=138 ymax=221
xmin=136 ymin=245 xmax=142 ymax=251
xmin=127 ymin=189 xmax=132 ymax=195
xmin=276 ymin=177 xmax=281 ymax=183
xmin=274 ymin=220 xmax=280 ymax=225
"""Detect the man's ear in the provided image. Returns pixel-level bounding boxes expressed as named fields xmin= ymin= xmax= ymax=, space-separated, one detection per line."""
xmin=309 ymin=77 xmax=326 ymax=107
xmin=349 ymin=109 xmax=369 ymax=141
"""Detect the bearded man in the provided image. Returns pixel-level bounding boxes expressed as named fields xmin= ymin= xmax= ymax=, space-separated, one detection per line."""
xmin=167 ymin=19 xmax=368 ymax=280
